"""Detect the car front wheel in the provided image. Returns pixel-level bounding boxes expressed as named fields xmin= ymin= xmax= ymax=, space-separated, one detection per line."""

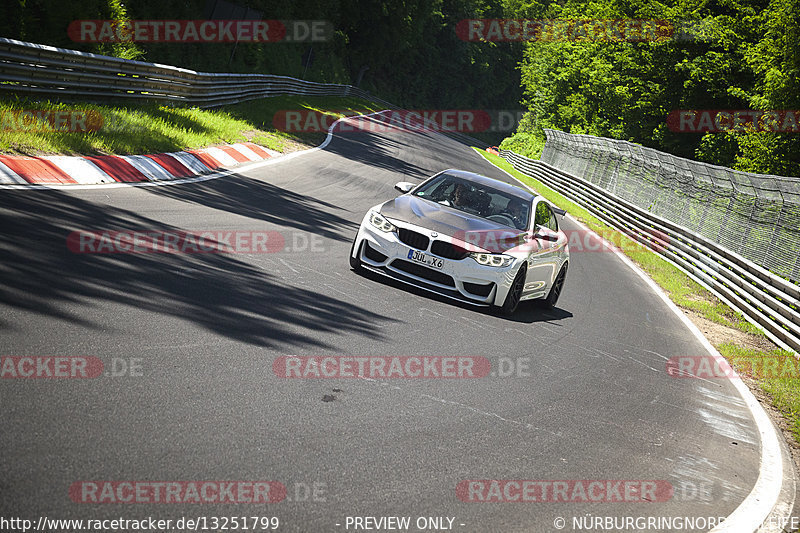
xmin=541 ymin=264 xmax=567 ymax=308
xmin=499 ymin=264 xmax=527 ymax=315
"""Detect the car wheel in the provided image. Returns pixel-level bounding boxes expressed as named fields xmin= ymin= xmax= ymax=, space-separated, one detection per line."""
xmin=542 ymin=264 xmax=567 ymax=308
xmin=349 ymin=239 xmax=362 ymax=271
xmin=500 ymin=264 xmax=527 ymax=315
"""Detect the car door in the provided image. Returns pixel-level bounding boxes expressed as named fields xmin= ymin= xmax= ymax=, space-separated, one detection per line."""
xmin=523 ymin=200 xmax=563 ymax=296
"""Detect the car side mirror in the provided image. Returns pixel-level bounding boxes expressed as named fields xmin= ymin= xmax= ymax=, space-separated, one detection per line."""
xmin=394 ymin=181 xmax=415 ymax=193
xmin=534 ymin=230 xmax=558 ymax=242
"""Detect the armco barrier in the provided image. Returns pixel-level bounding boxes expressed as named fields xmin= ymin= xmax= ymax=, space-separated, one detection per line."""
xmin=0 ymin=37 xmax=488 ymax=150
xmin=498 ymin=148 xmax=800 ymax=354
xmin=0 ymin=37 xmax=391 ymax=108
xmin=541 ymin=129 xmax=800 ymax=285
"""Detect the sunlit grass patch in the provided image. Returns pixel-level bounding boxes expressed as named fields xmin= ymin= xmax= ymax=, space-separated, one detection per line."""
xmin=0 ymin=95 xmax=385 ymax=156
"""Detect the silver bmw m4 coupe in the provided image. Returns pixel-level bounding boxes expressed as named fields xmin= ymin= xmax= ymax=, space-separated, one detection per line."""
xmin=350 ymin=169 xmax=569 ymax=314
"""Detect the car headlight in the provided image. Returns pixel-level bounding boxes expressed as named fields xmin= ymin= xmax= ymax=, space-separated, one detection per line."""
xmin=470 ymin=253 xmax=514 ymax=267
xmin=369 ymin=211 xmax=397 ymax=233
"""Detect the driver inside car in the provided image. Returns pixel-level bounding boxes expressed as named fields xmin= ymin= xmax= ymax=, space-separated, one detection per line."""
xmin=503 ymin=198 xmax=527 ymax=229
xmin=451 ymin=183 xmax=471 ymax=208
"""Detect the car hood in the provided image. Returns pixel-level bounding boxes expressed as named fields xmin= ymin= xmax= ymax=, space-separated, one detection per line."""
xmin=380 ymin=195 xmax=527 ymax=251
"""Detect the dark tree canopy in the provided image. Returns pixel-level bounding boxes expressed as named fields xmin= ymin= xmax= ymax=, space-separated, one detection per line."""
xmin=2 ymin=0 xmax=797 ymax=174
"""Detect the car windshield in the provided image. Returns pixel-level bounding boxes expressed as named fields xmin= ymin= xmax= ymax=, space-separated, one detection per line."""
xmin=413 ymin=174 xmax=531 ymax=230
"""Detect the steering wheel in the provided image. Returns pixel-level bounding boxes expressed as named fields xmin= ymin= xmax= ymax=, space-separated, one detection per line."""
xmin=487 ymin=214 xmax=516 ymax=227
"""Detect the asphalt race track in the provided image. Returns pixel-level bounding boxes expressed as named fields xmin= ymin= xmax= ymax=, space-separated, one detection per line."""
xmin=0 ymin=118 xmax=774 ymax=532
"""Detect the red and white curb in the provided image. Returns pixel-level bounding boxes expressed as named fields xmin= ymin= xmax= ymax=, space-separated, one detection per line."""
xmin=0 ymin=142 xmax=279 ymax=186
xmin=0 ymin=111 xmax=395 ymax=191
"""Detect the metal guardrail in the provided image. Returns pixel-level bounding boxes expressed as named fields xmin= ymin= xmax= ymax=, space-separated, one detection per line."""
xmin=0 ymin=37 xmax=488 ymax=149
xmin=499 ymin=148 xmax=800 ymax=354
xmin=541 ymin=129 xmax=800 ymax=284
xmin=0 ymin=37 xmax=394 ymax=108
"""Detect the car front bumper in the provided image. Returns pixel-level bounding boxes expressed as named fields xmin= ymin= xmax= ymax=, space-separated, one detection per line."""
xmin=352 ymin=211 xmax=522 ymax=307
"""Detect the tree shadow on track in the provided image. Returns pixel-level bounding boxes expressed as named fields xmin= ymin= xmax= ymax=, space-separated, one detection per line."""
xmin=143 ymin=173 xmax=357 ymax=243
xmin=323 ymin=127 xmax=439 ymax=180
xmin=0 ymin=192 xmax=393 ymax=348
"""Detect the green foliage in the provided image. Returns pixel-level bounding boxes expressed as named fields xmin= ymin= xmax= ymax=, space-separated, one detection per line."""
xmin=5 ymin=0 xmax=796 ymax=173
xmin=504 ymin=0 xmax=800 ymax=176
xmin=96 ymin=0 xmax=145 ymax=60
xmin=497 ymin=111 xmax=544 ymax=157
xmin=0 ymin=0 xmax=523 ymax=120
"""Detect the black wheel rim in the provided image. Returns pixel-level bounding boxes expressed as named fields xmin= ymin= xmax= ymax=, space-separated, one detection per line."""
xmin=551 ymin=269 xmax=565 ymax=301
xmin=509 ymin=271 xmax=524 ymax=307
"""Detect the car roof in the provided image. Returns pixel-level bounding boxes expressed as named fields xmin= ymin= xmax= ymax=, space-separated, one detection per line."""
xmin=439 ymin=169 xmax=536 ymax=203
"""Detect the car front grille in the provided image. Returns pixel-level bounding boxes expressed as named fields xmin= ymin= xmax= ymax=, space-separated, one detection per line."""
xmin=391 ymin=259 xmax=455 ymax=287
xmin=431 ymin=240 xmax=469 ymax=260
xmin=398 ymin=228 xmax=430 ymax=251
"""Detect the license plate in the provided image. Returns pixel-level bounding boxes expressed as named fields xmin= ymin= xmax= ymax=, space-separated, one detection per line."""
xmin=407 ymin=249 xmax=444 ymax=270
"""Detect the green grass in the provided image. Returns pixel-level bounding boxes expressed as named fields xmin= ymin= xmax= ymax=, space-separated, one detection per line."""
xmin=0 ymin=95 xmax=386 ymax=156
xmin=719 ymin=343 xmax=800 ymax=442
